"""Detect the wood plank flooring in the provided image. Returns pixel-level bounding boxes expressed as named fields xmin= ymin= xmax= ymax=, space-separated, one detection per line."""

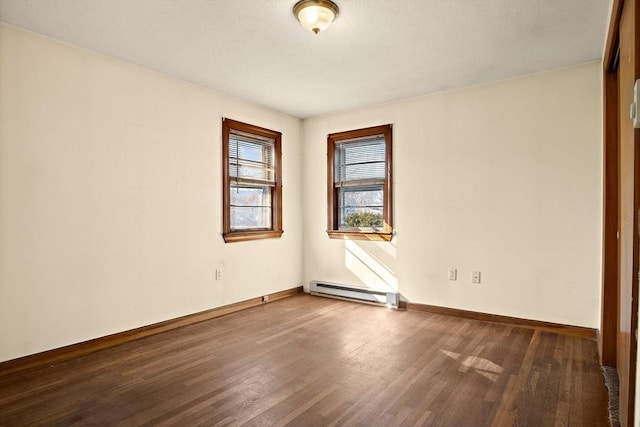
xmin=0 ymin=294 xmax=610 ymax=426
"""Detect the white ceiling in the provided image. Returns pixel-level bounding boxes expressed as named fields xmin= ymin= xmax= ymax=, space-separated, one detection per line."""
xmin=0 ymin=0 xmax=611 ymax=118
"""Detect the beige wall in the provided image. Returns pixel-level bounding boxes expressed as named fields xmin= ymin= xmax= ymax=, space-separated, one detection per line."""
xmin=0 ymin=23 xmax=604 ymax=362
xmin=303 ymin=62 xmax=602 ymax=328
xmin=0 ymin=24 xmax=303 ymax=362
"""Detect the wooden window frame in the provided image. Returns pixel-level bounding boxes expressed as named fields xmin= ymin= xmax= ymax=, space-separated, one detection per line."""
xmin=222 ymin=118 xmax=283 ymax=243
xmin=327 ymin=124 xmax=393 ymax=241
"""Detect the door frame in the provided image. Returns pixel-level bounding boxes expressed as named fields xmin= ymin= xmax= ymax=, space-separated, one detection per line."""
xmin=601 ymin=0 xmax=639 ymax=425
xmin=600 ymin=0 xmax=622 ymax=369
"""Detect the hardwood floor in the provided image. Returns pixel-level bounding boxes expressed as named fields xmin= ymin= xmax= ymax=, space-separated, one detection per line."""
xmin=0 ymin=294 xmax=610 ymax=426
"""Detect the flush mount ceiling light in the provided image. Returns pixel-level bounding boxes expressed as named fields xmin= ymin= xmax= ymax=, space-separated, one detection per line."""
xmin=293 ymin=0 xmax=339 ymax=34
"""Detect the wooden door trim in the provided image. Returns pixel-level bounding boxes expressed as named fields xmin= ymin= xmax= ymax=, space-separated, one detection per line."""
xmin=601 ymin=0 xmax=622 ymax=369
xmin=601 ymin=69 xmax=620 ymax=367
xmin=605 ymin=0 xmax=624 ymax=70
xmin=602 ymin=0 xmax=640 ymax=424
xmin=623 ymin=2 xmax=640 ymax=424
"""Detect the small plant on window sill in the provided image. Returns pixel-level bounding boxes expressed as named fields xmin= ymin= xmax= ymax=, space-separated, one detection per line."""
xmin=344 ymin=212 xmax=383 ymax=228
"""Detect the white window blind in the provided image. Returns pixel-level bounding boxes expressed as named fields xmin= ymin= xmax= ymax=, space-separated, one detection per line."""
xmin=229 ymin=130 xmax=275 ymax=185
xmin=334 ymin=135 xmax=386 ymax=186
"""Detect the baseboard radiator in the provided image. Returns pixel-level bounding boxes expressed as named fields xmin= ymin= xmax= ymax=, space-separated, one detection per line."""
xmin=309 ymin=281 xmax=399 ymax=307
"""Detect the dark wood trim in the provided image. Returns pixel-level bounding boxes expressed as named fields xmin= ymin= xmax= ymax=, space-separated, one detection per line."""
xmin=0 ymin=286 xmax=303 ymax=377
xmin=604 ymin=0 xmax=624 ymax=70
xmin=326 ymin=124 xmax=393 ymax=239
xmin=600 ymin=69 xmax=619 ymax=367
xmin=385 ymin=124 xmax=393 ymax=232
xmin=222 ymin=118 xmax=283 ymax=243
xmin=222 ymin=117 xmax=232 ymax=237
xmin=327 ymin=131 xmax=337 ymax=234
xmin=404 ymin=301 xmax=597 ymax=339
xmin=630 ymin=5 xmax=640 ymax=424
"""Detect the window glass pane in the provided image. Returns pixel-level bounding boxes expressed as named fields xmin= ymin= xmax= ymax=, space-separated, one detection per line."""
xmin=231 ymin=207 xmax=272 ymax=230
xmin=236 ymin=140 xmax=263 ymax=162
xmin=339 ymin=186 xmax=384 ymax=228
xmin=230 ymin=185 xmax=272 ymax=230
xmin=230 ymin=186 xmax=272 ymax=207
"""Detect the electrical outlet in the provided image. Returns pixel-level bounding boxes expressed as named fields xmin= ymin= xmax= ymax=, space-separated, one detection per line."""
xmin=472 ymin=271 xmax=481 ymax=284
xmin=216 ymin=268 xmax=223 ymax=281
xmin=262 ymin=295 xmax=269 ymax=303
xmin=448 ymin=268 xmax=457 ymax=281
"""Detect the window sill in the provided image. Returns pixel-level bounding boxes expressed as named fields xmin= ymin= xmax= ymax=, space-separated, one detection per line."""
xmin=223 ymin=230 xmax=283 ymax=243
xmin=326 ymin=230 xmax=393 ymax=241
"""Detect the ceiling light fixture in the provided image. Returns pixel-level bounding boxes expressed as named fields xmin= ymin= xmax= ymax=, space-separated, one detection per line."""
xmin=293 ymin=0 xmax=339 ymax=35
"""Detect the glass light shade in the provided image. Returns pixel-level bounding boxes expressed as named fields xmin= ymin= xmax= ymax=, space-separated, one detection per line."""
xmin=293 ymin=0 xmax=339 ymax=34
